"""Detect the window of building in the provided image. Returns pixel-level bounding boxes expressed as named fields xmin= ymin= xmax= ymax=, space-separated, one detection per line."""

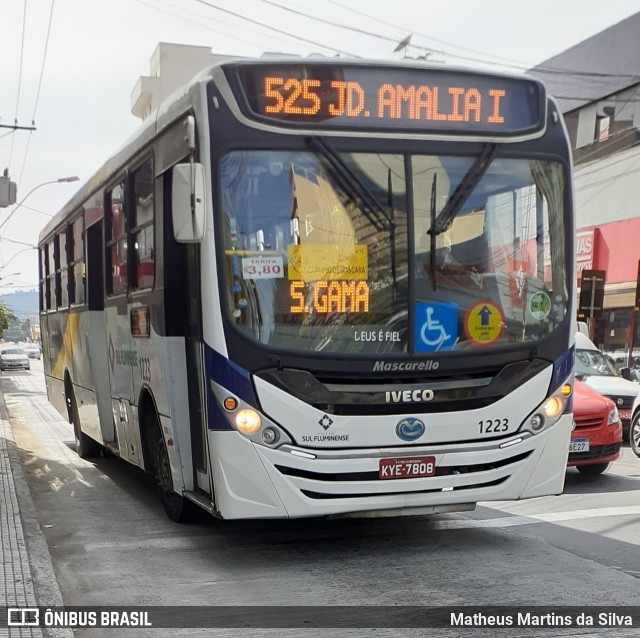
xmin=131 ymin=159 xmax=155 ymax=289
xmin=106 ymin=182 xmax=127 ymax=295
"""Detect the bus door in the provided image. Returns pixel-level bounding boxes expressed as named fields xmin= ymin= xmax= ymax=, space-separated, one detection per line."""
xmin=104 ymin=180 xmax=141 ymax=465
xmin=85 ymin=218 xmax=117 ymax=448
xmin=161 ymin=117 xmax=209 ymax=496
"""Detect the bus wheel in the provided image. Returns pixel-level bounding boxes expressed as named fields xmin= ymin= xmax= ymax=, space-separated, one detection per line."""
xmin=70 ymin=393 xmax=102 ymax=459
xmin=630 ymin=413 xmax=640 ymax=458
xmin=153 ymin=435 xmax=193 ymax=523
xmin=576 ymin=462 xmax=609 ymax=476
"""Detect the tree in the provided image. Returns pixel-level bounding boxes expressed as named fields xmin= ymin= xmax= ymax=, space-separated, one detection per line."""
xmin=0 ymin=303 xmax=17 ymax=339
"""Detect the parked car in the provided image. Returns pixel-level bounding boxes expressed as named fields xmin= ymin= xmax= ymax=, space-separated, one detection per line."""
xmin=0 ymin=347 xmax=31 ymax=371
xmin=575 ymin=332 xmax=640 ymax=440
xmin=629 ymin=393 xmax=640 ymax=457
xmin=23 ymin=343 xmax=41 ymax=359
xmin=569 ymin=379 xmax=622 ymax=475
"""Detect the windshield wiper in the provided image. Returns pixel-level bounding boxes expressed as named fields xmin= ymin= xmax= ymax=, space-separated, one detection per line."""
xmin=307 ymin=137 xmax=393 ymax=232
xmin=429 ymin=143 xmax=498 ymax=237
xmin=428 ymin=173 xmax=438 ymax=291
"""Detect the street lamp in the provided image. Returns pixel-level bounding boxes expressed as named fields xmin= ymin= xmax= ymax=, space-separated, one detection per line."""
xmin=0 ymin=175 xmax=80 ymax=234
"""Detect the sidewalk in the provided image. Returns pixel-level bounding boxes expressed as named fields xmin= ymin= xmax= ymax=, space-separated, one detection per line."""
xmin=0 ymin=393 xmax=72 ymax=638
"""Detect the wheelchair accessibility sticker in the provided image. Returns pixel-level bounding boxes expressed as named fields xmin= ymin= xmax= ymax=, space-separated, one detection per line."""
xmin=414 ymin=302 xmax=457 ymax=352
xmin=464 ymin=300 xmax=504 ymax=346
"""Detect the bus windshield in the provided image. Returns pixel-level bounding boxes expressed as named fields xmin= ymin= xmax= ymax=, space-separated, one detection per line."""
xmin=220 ymin=149 xmax=567 ymax=355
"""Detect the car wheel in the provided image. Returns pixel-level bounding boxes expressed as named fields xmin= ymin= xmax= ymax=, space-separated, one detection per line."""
xmin=630 ymin=412 xmax=640 ymax=458
xmin=576 ymin=462 xmax=609 ymax=475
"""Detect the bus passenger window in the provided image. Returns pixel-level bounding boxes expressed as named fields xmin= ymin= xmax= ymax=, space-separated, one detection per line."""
xmin=131 ymin=159 xmax=155 ymax=289
xmin=70 ymin=215 xmax=85 ymax=305
xmin=106 ymin=182 xmax=127 ymax=295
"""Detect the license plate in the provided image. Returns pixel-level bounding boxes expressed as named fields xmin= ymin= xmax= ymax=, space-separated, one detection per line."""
xmin=618 ymin=409 xmax=632 ymax=421
xmin=569 ymin=439 xmax=590 ymax=453
xmin=379 ymin=456 xmax=436 ymax=480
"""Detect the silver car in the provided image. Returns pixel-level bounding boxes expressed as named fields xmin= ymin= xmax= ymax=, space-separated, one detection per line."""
xmin=0 ymin=347 xmax=31 ymax=371
xmin=23 ymin=343 xmax=41 ymax=359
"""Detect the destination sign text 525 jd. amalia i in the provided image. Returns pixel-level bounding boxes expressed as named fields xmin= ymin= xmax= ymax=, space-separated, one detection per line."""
xmin=233 ymin=63 xmax=546 ymax=135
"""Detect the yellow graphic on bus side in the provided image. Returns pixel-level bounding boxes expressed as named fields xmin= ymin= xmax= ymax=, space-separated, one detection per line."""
xmin=288 ymin=244 xmax=368 ymax=281
xmin=52 ymin=312 xmax=81 ymax=379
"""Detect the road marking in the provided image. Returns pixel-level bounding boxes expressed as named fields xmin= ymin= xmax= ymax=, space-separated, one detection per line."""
xmin=434 ymin=505 xmax=640 ymax=530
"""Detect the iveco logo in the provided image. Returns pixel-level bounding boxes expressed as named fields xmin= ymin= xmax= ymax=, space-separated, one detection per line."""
xmin=396 ymin=418 xmax=426 ymax=441
xmin=386 ymin=389 xmax=434 ymax=404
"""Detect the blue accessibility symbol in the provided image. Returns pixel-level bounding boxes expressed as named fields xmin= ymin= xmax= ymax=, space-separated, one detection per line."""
xmin=414 ymin=302 xmax=457 ymax=352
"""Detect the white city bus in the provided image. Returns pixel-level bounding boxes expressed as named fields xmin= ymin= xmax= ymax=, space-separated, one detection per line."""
xmin=39 ymin=58 xmax=575 ymax=522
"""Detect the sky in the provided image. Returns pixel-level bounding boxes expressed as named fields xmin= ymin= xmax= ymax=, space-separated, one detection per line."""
xmin=1 ymin=0 xmax=640 ymax=300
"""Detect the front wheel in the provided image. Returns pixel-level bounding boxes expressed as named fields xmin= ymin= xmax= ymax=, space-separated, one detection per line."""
xmin=153 ymin=434 xmax=194 ymax=523
xmin=70 ymin=393 xmax=102 ymax=458
xmin=630 ymin=413 xmax=640 ymax=458
xmin=576 ymin=462 xmax=609 ymax=476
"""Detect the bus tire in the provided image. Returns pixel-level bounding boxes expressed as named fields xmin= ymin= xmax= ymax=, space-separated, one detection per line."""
xmin=70 ymin=392 xmax=102 ymax=459
xmin=576 ymin=462 xmax=609 ymax=476
xmin=153 ymin=432 xmax=194 ymax=523
xmin=630 ymin=412 xmax=640 ymax=458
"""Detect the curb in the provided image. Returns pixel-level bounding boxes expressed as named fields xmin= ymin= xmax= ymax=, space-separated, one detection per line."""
xmin=0 ymin=390 xmax=73 ymax=638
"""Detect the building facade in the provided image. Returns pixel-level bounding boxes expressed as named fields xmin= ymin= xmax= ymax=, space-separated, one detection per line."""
xmin=531 ymin=13 xmax=640 ymax=366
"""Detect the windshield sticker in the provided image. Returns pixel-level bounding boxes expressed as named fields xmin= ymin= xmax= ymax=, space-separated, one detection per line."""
xmin=464 ymin=300 xmax=504 ymax=346
xmin=528 ymin=291 xmax=551 ymax=320
xmin=354 ymin=329 xmax=401 ymax=343
xmin=242 ymin=255 xmax=284 ymax=279
xmin=414 ymin=302 xmax=458 ymax=352
xmin=288 ymin=244 xmax=367 ymax=281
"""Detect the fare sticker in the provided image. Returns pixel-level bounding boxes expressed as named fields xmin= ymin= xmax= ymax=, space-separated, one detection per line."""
xmin=464 ymin=301 xmax=504 ymax=346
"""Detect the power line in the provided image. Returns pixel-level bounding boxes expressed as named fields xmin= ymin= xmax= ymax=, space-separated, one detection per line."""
xmin=189 ymin=0 xmax=360 ymax=57
xmin=321 ymin=0 xmax=640 ymax=81
xmin=8 ymin=0 xmax=29 ymax=172
xmin=30 ymin=0 xmax=55 ymax=123
xmin=15 ymin=0 xmax=57 ymax=187
xmin=256 ymin=0 xmax=412 ymax=50
xmin=133 ymin=0 xmax=300 ymax=52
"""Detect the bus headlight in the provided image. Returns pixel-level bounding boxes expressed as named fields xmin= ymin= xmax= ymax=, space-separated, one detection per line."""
xmin=543 ymin=396 xmax=564 ymax=419
xmin=235 ymin=409 xmax=262 ymax=434
xmin=211 ymin=380 xmax=293 ymax=448
xmin=607 ymin=406 xmax=619 ymax=426
xmin=520 ymin=382 xmax=572 ymax=435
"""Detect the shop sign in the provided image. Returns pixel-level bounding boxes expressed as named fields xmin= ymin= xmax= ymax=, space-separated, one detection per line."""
xmin=576 ymin=229 xmax=594 ymax=277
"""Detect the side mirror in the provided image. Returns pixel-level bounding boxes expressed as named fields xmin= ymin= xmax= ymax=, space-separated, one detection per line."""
xmin=619 ymin=367 xmax=631 ymax=381
xmin=172 ymin=163 xmax=205 ymax=242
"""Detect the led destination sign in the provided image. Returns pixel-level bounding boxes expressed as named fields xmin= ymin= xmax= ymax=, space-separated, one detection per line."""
xmin=235 ymin=64 xmax=546 ymax=135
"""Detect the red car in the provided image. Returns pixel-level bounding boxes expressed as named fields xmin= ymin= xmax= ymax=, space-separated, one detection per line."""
xmin=568 ymin=380 xmax=622 ymax=475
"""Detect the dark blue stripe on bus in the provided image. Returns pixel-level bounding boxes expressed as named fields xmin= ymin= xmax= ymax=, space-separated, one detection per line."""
xmin=205 ymin=346 xmax=257 ymax=431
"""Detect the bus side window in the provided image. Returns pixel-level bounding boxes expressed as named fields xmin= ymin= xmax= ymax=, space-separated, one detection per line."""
xmin=69 ymin=215 xmax=86 ymax=306
xmin=105 ymin=182 xmax=127 ymax=296
xmin=131 ymin=158 xmax=155 ymax=289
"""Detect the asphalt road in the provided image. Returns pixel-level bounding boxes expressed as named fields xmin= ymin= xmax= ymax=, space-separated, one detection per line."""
xmin=3 ymin=361 xmax=640 ymax=637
